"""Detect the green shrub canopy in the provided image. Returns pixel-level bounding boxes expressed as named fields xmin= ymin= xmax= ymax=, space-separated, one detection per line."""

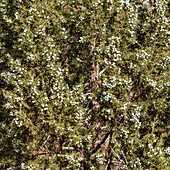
xmin=0 ymin=0 xmax=169 ymax=169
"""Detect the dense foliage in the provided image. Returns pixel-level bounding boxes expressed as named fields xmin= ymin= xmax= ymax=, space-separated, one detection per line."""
xmin=0 ymin=0 xmax=169 ymax=169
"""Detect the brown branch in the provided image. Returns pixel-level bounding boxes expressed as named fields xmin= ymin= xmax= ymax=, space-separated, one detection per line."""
xmin=106 ymin=130 xmax=115 ymax=170
xmin=82 ymin=93 xmax=91 ymax=96
xmin=121 ymin=150 xmax=128 ymax=165
xmin=101 ymin=126 xmax=109 ymax=130
xmin=91 ymin=128 xmax=116 ymax=155
xmin=83 ymin=83 xmax=90 ymax=88
xmin=106 ymin=152 xmax=112 ymax=170
xmin=111 ymin=160 xmax=123 ymax=166
xmin=128 ymin=72 xmax=141 ymax=102
xmin=33 ymin=146 xmax=75 ymax=157
xmin=33 ymin=151 xmax=57 ymax=156
xmin=116 ymin=142 xmax=128 ymax=165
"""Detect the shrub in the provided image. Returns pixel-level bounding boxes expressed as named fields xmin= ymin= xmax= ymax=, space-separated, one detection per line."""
xmin=0 ymin=0 xmax=169 ymax=169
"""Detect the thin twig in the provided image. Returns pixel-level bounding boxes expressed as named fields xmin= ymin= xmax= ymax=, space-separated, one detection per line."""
xmin=33 ymin=151 xmax=57 ymax=156
xmin=76 ymin=57 xmax=86 ymax=65
xmin=62 ymin=147 xmax=74 ymax=151
xmin=99 ymin=66 xmax=108 ymax=76
xmin=41 ymin=135 xmax=50 ymax=148
xmin=111 ymin=148 xmax=122 ymax=162
xmin=80 ymin=92 xmax=91 ymax=96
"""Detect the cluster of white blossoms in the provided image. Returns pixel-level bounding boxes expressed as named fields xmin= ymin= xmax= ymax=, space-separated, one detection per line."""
xmin=119 ymin=0 xmax=130 ymax=10
xmin=0 ymin=2 xmax=12 ymax=24
xmin=65 ymin=154 xmax=75 ymax=164
xmin=120 ymin=103 xmax=128 ymax=111
xmin=96 ymin=153 xmax=105 ymax=164
xmin=102 ymin=76 xmax=117 ymax=89
xmin=56 ymin=0 xmax=65 ymax=6
xmin=85 ymin=134 xmax=93 ymax=141
xmin=130 ymin=157 xmax=141 ymax=168
xmin=21 ymin=163 xmax=36 ymax=170
xmin=164 ymin=147 xmax=170 ymax=156
xmin=145 ymin=78 xmax=157 ymax=88
xmin=130 ymin=105 xmax=143 ymax=130
xmin=102 ymin=91 xmax=116 ymax=103
xmin=136 ymin=50 xmax=149 ymax=61
xmin=13 ymin=117 xmax=23 ymax=127
xmin=64 ymin=154 xmax=85 ymax=169
xmin=127 ymin=3 xmax=138 ymax=39
xmin=55 ymin=125 xmax=65 ymax=133
xmin=155 ymin=1 xmax=169 ymax=38
xmin=146 ymin=144 xmax=169 ymax=165
xmin=79 ymin=37 xmax=84 ymax=43
xmin=103 ymin=36 xmax=122 ymax=64
xmin=155 ymin=0 xmax=168 ymax=16
xmin=120 ymin=128 xmax=129 ymax=138
xmin=35 ymin=25 xmax=46 ymax=37
xmin=75 ymin=110 xmax=85 ymax=121
xmin=61 ymin=27 xmax=69 ymax=39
